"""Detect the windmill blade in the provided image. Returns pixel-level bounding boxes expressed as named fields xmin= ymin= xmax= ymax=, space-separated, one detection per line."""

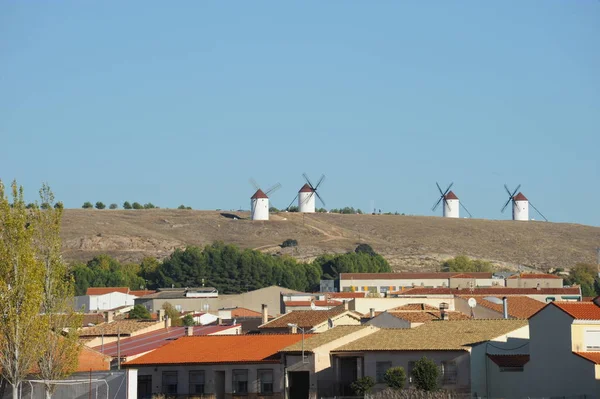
xmin=315 ymin=191 xmax=327 ymax=207
xmin=249 ymin=178 xmax=260 ymax=191
xmin=286 ymin=193 xmax=299 ymax=210
xmin=436 ymin=182 xmax=445 ymax=197
xmin=443 ymin=198 xmax=451 ymax=211
xmin=504 ymin=184 xmax=512 ymax=196
xmin=265 ymin=183 xmax=282 ymax=196
xmin=314 ymin=174 xmax=326 ymax=190
xmin=303 ymin=173 xmax=315 ymax=189
xmin=529 ymin=202 xmax=548 ymax=222
xmin=300 ymin=191 xmax=315 ymax=205
xmin=443 ymin=182 xmax=454 ymax=196
xmin=460 ymin=202 xmax=473 ymax=218
xmin=501 ymin=197 xmax=512 ymax=213
xmin=432 ymin=196 xmax=444 ymax=211
xmin=511 ymin=184 xmax=521 ymax=198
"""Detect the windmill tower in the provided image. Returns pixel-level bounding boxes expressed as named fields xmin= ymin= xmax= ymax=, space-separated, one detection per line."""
xmin=287 ymin=173 xmax=326 ymax=213
xmin=501 ymin=184 xmax=547 ymax=221
xmin=432 ymin=182 xmax=472 ymax=218
xmin=249 ymin=179 xmax=281 ymax=221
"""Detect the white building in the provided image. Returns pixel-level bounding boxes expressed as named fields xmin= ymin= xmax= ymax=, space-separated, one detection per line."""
xmin=513 ymin=192 xmax=529 ymax=221
xmin=298 ymin=184 xmax=316 ymax=213
xmin=250 ymin=189 xmax=269 ymax=221
xmin=74 ymin=289 xmax=138 ymax=312
xmin=443 ymin=191 xmax=460 ymax=218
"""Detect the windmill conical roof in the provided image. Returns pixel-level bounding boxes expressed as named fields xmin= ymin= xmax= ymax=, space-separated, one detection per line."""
xmin=251 ymin=189 xmax=269 ymax=199
xmin=444 ymin=191 xmax=459 ymax=200
xmin=513 ymin=192 xmax=528 ymax=201
xmin=299 ymin=184 xmax=314 ymax=193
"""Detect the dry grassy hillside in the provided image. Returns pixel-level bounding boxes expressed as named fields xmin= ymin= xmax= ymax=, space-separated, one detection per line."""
xmin=60 ymin=209 xmax=600 ymax=272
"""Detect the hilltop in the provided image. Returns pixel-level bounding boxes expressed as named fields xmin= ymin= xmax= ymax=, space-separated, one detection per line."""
xmin=60 ymin=209 xmax=600 ymax=272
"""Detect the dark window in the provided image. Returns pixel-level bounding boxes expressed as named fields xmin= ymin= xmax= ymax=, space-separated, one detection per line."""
xmin=233 ymin=369 xmax=248 ymax=394
xmin=138 ymin=375 xmax=152 ymax=399
xmin=440 ymin=361 xmax=457 ymax=385
xmin=407 ymin=361 xmax=415 ymax=385
xmin=500 ymin=366 xmax=524 ymax=372
xmin=375 ymin=361 xmax=392 ymax=383
xmin=258 ymin=369 xmax=274 ymax=394
xmin=189 ymin=370 xmax=205 ymax=394
xmin=162 ymin=371 xmax=178 ymax=394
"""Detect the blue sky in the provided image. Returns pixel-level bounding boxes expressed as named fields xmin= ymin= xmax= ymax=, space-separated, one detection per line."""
xmin=1 ymin=1 xmax=599 ymax=226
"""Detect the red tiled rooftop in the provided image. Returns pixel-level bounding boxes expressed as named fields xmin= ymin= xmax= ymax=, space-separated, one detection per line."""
xmin=487 ymin=354 xmax=530 ymax=367
xmin=393 ymin=287 xmax=580 ymax=296
xmin=507 ymin=273 xmax=561 ymax=280
xmin=574 ymin=352 xmax=600 ymax=365
xmin=388 ymin=311 xmax=470 ymax=323
xmin=513 ymin=192 xmax=528 ymax=201
xmin=285 ymin=300 xmax=342 ymax=307
xmin=444 ymin=191 xmax=459 ymax=200
xmin=230 ymin=308 xmax=264 ymax=318
xmin=93 ymin=325 xmax=239 ymax=357
xmin=549 ymin=302 xmax=600 ymax=320
xmin=251 ymin=189 xmax=268 ymax=199
xmin=261 ymin=307 xmax=356 ymax=329
xmin=327 ymin=292 xmax=367 ymax=299
xmin=341 ymin=272 xmax=493 ymax=280
xmin=391 ymin=303 xmax=440 ymax=311
xmin=86 ymin=287 xmax=130 ymax=295
xmin=299 ymin=184 xmax=314 ymax=193
xmin=450 ymin=274 xmax=476 ymax=279
xmin=458 ymin=295 xmax=545 ymax=319
xmin=130 ymin=290 xmax=157 ymax=297
xmin=124 ymin=334 xmax=309 ymax=366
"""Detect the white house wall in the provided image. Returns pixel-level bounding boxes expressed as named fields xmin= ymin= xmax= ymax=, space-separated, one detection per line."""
xmin=88 ymin=292 xmax=137 ymax=311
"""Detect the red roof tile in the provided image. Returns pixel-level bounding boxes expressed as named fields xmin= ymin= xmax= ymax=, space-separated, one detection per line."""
xmin=450 ymin=274 xmax=476 ymax=279
xmin=393 ymin=287 xmax=580 ymax=296
xmin=130 ymin=290 xmax=157 ymax=297
xmin=391 ymin=303 xmax=440 ymax=311
xmin=230 ymin=308 xmax=264 ymax=318
xmin=444 ymin=191 xmax=459 ymax=200
xmin=261 ymin=308 xmax=357 ymax=329
xmin=124 ymin=334 xmax=308 ymax=366
xmin=251 ymin=189 xmax=268 ymax=199
xmin=341 ymin=272 xmax=493 ymax=280
xmin=550 ymin=302 xmax=600 ymax=320
xmin=327 ymin=292 xmax=367 ymax=299
xmin=285 ymin=300 xmax=342 ymax=307
xmin=86 ymin=287 xmax=130 ymax=295
xmin=507 ymin=273 xmax=561 ymax=280
xmin=513 ymin=192 xmax=528 ymax=201
xmin=487 ymin=354 xmax=530 ymax=367
xmin=299 ymin=184 xmax=314 ymax=193
xmin=458 ymin=295 xmax=545 ymax=319
xmin=574 ymin=352 xmax=600 ymax=364
xmin=388 ymin=311 xmax=470 ymax=323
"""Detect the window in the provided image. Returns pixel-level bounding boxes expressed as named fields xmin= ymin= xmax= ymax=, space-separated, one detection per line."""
xmin=440 ymin=361 xmax=457 ymax=385
xmin=499 ymin=366 xmax=524 ymax=372
xmin=233 ymin=369 xmax=248 ymax=394
xmin=375 ymin=361 xmax=392 ymax=383
xmin=138 ymin=375 xmax=152 ymax=399
xmin=162 ymin=371 xmax=178 ymax=394
xmin=407 ymin=361 xmax=415 ymax=385
xmin=189 ymin=371 xmax=205 ymax=394
xmin=175 ymin=304 xmax=182 ymax=312
xmin=585 ymin=330 xmax=600 ymax=350
xmin=258 ymin=369 xmax=274 ymax=394
xmin=379 ymin=286 xmax=389 ymax=294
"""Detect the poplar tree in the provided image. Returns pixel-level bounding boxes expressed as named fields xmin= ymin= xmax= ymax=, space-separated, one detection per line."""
xmin=0 ymin=181 xmax=46 ymax=399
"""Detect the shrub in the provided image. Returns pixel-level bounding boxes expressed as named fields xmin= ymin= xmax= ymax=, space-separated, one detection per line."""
xmin=384 ymin=367 xmax=406 ymax=391
xmin=129 ymin=304 xmax=152 ymax=319
xmin=123 ymin=201 xmax=132 ymax=209
xmin=178 ymin=205 xmax=187 ymax=210
xmin=82 ymin=201 xmax=93 ymax=209
xmin=412 ymin=357 xmax=439 ymax=392
xmin=109 ymin=203 xmax=118 ymax=209
xmin=95 ymin=202 xmax=106 ymax=210
xmin=287 ymin=206 xmax=299 ymax=212
xmin=182 ymin=314 xmax=195 ymax=326
xmin=281 ymin=239 xmax=298 ymax=248
xmin=132 ymin=202 xmax=143 ymax=210
xmin=351 ymin=376 xmax=375 ymax=395
xmin=355 ymin=243 xmax=376 ymax=256
xmin=143 ymin=203 xmax=156 ymax=209
xmin=54 ymin=202 xmax=64 ymax=209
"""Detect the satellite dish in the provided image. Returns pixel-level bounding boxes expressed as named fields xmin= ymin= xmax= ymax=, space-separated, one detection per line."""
xmin=468 ymin=298 xmax=477 ymax=308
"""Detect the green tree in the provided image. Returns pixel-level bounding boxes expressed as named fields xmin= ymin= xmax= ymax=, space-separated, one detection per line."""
xmin=350 ymin=376 xmax=375 ymax=395
xmin=162 ymin=302 xmax=183 ymax=327
xmin=442 ymin=255 xmax=493 ymax=273
xmin=269 ymin=206 xmax=279 ymax=212
xmin=355 ymin=243 xmax=376 ymax=256
xmin=123 ymin=201 xmax=132 ymax=210
xmin=109 ymin=203 xmax=118 ymax=210
xmin=129 ymin=304 xmax=152 ymax=319
xmin=287 ymin=206 xmax=299 ymax=212
xmin=182 ymin=314 xmax=195 ymax=326
xmin=95 ymin=202 xmax=106 ymax=210
xmin=177 ymin=205 xmax=187 ymax=210
xmin=132 ymin=202 xmax=143 ymax=210
xmin=53 ymin=202 xmax=64 ymax=209
xmin=0 ymin=181 xmax=52 ymax=399
xmin=412 ymin=357 xmax=439 ymax=391
xmin=281 ymin=239 xmax=298 ymax=248
xmin=567 ymin=263 xmax=597 ymax=297
xmin=143 ymin=203 xmax=156 ymax=209
xmin=316 ymin=208 xmax=327 ymax=213
xmin=384 ymin=367 xmax=406 ymax=391
xmin=82 ymin=201 xmax=93 ymax=209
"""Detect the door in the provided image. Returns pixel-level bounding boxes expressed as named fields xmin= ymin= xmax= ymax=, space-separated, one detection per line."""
xmin=137 ymin=375 xmax=152 ymax=399
xmin=215 ymin=370 xmax=226 ymax=399
xmin=289 ymin=371 xmax=309 ymax=399
xmin=339 ymin=357 xmax=359 ymax=396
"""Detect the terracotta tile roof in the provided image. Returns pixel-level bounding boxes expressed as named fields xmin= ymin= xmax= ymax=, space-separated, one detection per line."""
xmin=444 ymin=191 xmax=459 ymax=200
xmin=260 ymin=308 xmax=358 ymax=329
xmin=513 ymin=192 xmax=528 ymax=201
xmin=507 ymin=273 xmax=561 ymax=280
xmin=281 ymin=326 xmax=371 ymax=352
xmin=335 ymin=319 xmax=528 ymax=352
xmin=391 ymin=303 xmax=440 ymax=311
xmin=458 ymin=295 xmax=545 ymax=319
xmin=299 ymin=183 xmax=314 ymax=193
xmin=327 ymin=292 xmax=367 ymax=299
xmin=77 ymin=346 xmax=111 ymax=371
xmin=124 ymin=334 xmax=308 ymax=366
xmin=574 ymin=352 xmax=600 ymax=364
xmin=548 ymin=302 xmax=600 ymax=320
xmin=230 ymin=307 xmax=264 ymax=318
xmin=450 ymin=274 xmax=476 ymax=279
xmin=251 ymin=189 xmax=268 ymax=199
xmin=129 ymin=290 xmax=156 ymax=297
xmin=93 ymin=325 xmax=239 ymax=357
xmin=583 ymin=297 xmax=595 ymax=302
xmin=341 ymin=272 xmax=493 ymax=280
xmin=86 ymin=287 xmax=130 ymax=296
xmin=388 ymin=311 xmax=471 ymax=323
xmin=285 ymin=300 xmax=342 ymax=307
xmin=82 ymin=313 xmax=106 ymax=327
xmin=393 ymin=287 xmax=580 ymax=296
xmin=487 ymin=354 xmax=530 ymax=367
xmin=79 ymin=319 xmax=162 ymax=337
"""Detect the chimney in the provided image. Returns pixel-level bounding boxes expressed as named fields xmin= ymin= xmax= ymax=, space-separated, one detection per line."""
xmin=502 ymin=297 xmax=509 ymax=319
xmin=369 ymin=308 xmax=375 ymax=318
xmin=439 ymin=302 xmax=449 ymax=321
xmin=289 ymin=324 xmax=298 ymax=334
xmin=343 ymin=301 xmax=349 ymax=311
xmin=536 ymin=283 xmax=541 ymax=291
xmin=158 ymin=309 xmax=166 ymax=321
xmin=104 ymin=311 xmax=114 ymax=323
xmin=164 ymin=315 xmax=171 ymax=328
xmin=261 ymin=304 xmax=268 ymax=325
xmin=185 ymin=326 xmax=194 ymax=336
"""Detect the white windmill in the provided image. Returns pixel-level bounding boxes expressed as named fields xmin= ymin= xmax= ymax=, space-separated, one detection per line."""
xmin=501 ymin=184 xmax=547 ymax=222
xmin=286 ymin=173 xmax=326 ymax=213
xmin=431 ymin=182 xmax=472 ymax=218
xmin=249 ymin=179 xmax=281 ymax=221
